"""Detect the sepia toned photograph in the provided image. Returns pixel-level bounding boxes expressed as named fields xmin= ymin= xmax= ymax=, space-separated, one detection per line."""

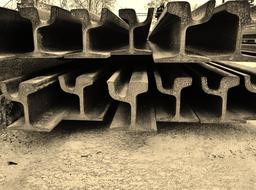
xmin=0 ymin=0 xmax=256 ymax=189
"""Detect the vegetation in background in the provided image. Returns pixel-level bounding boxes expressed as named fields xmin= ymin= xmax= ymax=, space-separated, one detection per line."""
xmin=60 ymin=0 xmax=116 ymax=14
xmin=3 ymin=0 xmax=116 ymax=14
xmin=147 ymin=0 xmax=199 ymax=10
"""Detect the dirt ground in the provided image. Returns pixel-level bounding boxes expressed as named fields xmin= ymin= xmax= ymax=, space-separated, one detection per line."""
xmin=1 ymin=122 xmax=256 ymax=189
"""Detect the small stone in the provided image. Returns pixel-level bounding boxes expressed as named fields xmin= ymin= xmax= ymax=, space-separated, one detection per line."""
xmin=7 ymin=161 xmax=18 ymax=165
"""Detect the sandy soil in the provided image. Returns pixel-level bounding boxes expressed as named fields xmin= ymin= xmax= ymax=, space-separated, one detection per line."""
xmin=1 ymin=122 xmax=256 ymax=189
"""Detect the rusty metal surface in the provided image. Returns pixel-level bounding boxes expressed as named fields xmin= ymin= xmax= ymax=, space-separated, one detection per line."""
xmin=1 ymin=2 xmax=256 ymax=132
xmin=0 ymin=94 xmax=22 ymax=128
xmin=154 ymin=64 xmax=198 ymax=123
xmin=148 ymin=1 xmax=255 ymax=63
xmin=206 ymin=61 xmax=256 ymax=122
xmin=0 ymin=2 xmax=254 ymax=61
xmin=64 ymin=9 xmax=108 ymax=59
xmin=85 ymin=8 xmax=129 ymax=57
xmin=107 ymin=68 xmax=157 ymax=131
xmin=112 ymin=8 xmax=154 ymax=55
xmin=18 ymin=6 xmax=82 ymax=58
xmin=186 ymin=1 xmax=254 ymax=61
xmin=0 ymin=57 xmax=67 ymax=128
xmin=58 ymin=68 xmax=114 ymax=121
xmin=0 ymin=73 xmax=67 ymax=132
xmin=0 ymin=8 xmax=34 ymax=59
xmin=0 ymin=58 xmax=67 ymax=82
xmin=212 ymin=61 xmax=256 ymax=75
xmin=148 ymin=1 xmax=215 ymax=63
xmin=2 ymin=60 xmax=256 ymax=131
xmin=66 ymin=8 xmax=130 ymax=58
xmin=185 ymin=62 xmax=240 ymax=123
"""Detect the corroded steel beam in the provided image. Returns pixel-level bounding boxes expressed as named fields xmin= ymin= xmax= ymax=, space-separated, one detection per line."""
xmin=0 ymin=58 xmax=67 ymax=82
xmin=107 ymin=69 xmax=156 ymax=131
xmin=18 ymin=6 xmax=82 ymax=58
xmin=112 ymin=8 xmax=154 ymax=55
xmin=148 ymin=1 xmax=215 ymax=63
xmin=185 ymin=62 xmax=240 ymax=123
xmin=154 ymin=64 xmax=198 ymax=123
xmin=0 ymin=58 xmax=67 ymax=128
xmin=0 ymin=73 xmax=67 ymax=132
xmin=186 ymin=1 xmax=254 ymax=61
xmin=206 ymin=61 xmax=256 ymax=122
xmin=64 ymin=9 xmax=108 ymax=58
xmin=58 ymin=69 xmax=114 ymax=121
xmin=0 ymin=8 xmax=34 ymax=59
xmin=87 ymin=8 xmax=129 ymax=56
xmin=212 ymin=61 xmax=256 ymax=75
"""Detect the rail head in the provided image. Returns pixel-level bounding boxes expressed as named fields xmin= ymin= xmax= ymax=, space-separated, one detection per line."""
xmin=214 ymin=1 xmax=251 ymax=25
xmin=58 ymin=73 xmax=76 ymax=94
xmin=209 ymin=61 xmax=256 ymax=94
xmin=19 ymin=7 xmax=41 ymax=26
xmin=107 ymin=70 xmax=127 ymax=100
xmin=191 ymin=0 xmax=215 ymax=24
xmin=75 ymin=71 xmax=101 ymax=89
xmin=71 ymin=9 xmax=100 ymax=26
xmin=166 ymin=1 xmax=191 ymax=18
xmin=118 ymin=8 xmax=154 ymax=28
xmin=155 ymin=70 xmax=192 ymax=96
xmin=244 ymin=75 xmax=256 ymax=93
xmin=127 ymin=71 xmax=148 ymax=97
xmin=100 ymin=8 xmax=129 ymax=31
xmin=107 ymin=70 xmax=148 ymax=102
xmin=19 ymin=73 xmax=60 ymax=96
xmin=0 ymin=7 xmax=26 ymax=21
xmin=201 ymin=76 xmax=240 ymax=96
xmin=199 ymin=63 xmax=240 ymax=95
xmin=49 ymin=6 xmax=81 ymax=25
xmin=0 ymin=76 xmax=26 ymax=101
xmin=20 ymin=6 xmax=80 ymax=26
xmin=71 ymin=9 xmax=91 ymax=27
xmin=119 ymin=9 xmax=138 ymax=26
xmin=58 ymin=70 xmax=98 ymax=93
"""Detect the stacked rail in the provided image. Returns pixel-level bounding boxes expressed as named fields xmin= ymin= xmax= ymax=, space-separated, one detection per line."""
xmin=1 ymin=0 xmax=256 ymax=132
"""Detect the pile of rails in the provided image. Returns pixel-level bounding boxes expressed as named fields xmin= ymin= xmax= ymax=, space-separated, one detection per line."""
xmin=1 ymin=0 xmax=256 ymax=132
